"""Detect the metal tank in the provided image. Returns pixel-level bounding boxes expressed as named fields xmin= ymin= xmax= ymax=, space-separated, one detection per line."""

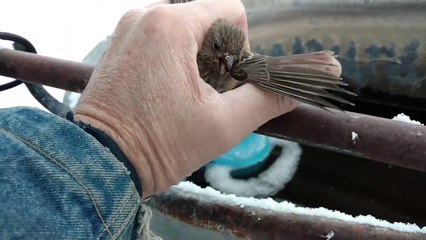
xmin=243 ymin=0 xmax=426 ymax=121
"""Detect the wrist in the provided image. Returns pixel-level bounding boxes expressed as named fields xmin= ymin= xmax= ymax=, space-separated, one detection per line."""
xmin=74 ymin=108 xmax=173 ymax=198
xmin=71 ymin=116 xmax=143 ymax=195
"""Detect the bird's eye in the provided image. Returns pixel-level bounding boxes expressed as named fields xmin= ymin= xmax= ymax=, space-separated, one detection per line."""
xmin=213 ymin=42 xmax=220 ymax=50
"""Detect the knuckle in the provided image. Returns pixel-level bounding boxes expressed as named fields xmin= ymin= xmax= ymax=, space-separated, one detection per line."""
xmin=141 ymin=5 xmax=178 ymax=35
xmin=144 ymin=5 xmax=173 ymax=19
xmin=119 ymin=8 xmax=144 ymax=25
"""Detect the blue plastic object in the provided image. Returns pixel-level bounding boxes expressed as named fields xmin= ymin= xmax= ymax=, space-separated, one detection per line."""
xmin=208 ymin=133 xmax=272 ymax=169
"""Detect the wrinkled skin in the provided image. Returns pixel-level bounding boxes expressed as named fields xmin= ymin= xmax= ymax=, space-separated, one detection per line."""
xmin=74 ymin=0 xmax=307 ymax=198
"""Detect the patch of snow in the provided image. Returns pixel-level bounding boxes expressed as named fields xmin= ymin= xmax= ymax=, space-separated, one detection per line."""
xmin=351 ymin=131 xmax=359 ymax=142
xmin=320 ymin=230 xmax=335 ymax=240
xmin=393 ymin=113 xmax=424 ymax=126
xmin=173 ymin=181 xmax=426 ymax=233
xmin=204 ymin=138 xmax=301 ymax=197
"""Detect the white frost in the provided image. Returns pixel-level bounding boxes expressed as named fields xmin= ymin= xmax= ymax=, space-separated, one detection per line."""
xmin=321 ymin=230 xmax=335 ymax=239
xmin=351 ymin=131 xmax=359 ymax=142
xmin=173 ymin=181 xmax=426 ymax=233
xmin=392 ymin=113 xmax=424 ymax=126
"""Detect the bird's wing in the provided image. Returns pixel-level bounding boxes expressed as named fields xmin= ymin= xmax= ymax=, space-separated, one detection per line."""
xmin=234 ymin=51 xmax=356 ymax=111
xmin=232 ymin=53 xmax=270 ymax=82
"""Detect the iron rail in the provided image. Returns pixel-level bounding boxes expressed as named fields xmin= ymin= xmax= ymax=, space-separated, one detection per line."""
xmin=148 ymin=187 xmax=426 ymax=240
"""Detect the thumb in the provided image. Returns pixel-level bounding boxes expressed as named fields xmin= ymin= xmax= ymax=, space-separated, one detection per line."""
xmin=217 ymin=83 xmax=299 ymax=143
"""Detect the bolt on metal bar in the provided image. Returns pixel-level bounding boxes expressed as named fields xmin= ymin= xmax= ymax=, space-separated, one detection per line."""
xmin=0 ymin=48 xmax=425 ymax=173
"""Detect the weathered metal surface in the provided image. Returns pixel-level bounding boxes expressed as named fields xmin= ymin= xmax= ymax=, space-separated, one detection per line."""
xmin=276 ymin=145 xmax=426 ymax=226
xmin=1 ymin=48 xmax=425 ymax=172
xmin=0 ymin=49 xmax=92 ymax=92
xmin=148 ymin=188 xmax=426 ymax=240
xmin=256 ymin=104 xmax=426 ymax=172
xmin=150 ymin=208 xmax=243 ymax=240
xmin=243 ymin=0 xmax=426 ymax=116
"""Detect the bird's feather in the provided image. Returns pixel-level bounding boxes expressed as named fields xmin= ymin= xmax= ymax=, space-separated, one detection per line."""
xmin=232 ymin=51 xmax=356 ymax=111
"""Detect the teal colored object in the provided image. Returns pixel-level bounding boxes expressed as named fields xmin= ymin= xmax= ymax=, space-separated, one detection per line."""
xmin=209 ymin=133 xmax=272 ymax=169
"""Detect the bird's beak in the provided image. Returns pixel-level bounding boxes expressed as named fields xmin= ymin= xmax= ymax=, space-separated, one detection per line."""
xmin=224 ymin=55 xmax=235 ymax=71
xmin=218 ymin=54 xmax=236 ymax=75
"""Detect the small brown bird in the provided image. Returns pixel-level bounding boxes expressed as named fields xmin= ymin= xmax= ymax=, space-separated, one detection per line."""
xmin=197 ymin=18 xmax=356 ymax=110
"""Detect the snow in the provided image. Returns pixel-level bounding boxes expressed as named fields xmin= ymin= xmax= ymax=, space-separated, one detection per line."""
xmin=351 ymin=131 xmax=359 ymax=142
xmin=321 ymin=230 xmax=335 ymax=240
xmin=392 ymin=113 xmax=424 ymax=126
xmin=173 ymin=181 xmax=426 ymax=233
xmin=204 ymin=138 xmax=301 ymax=197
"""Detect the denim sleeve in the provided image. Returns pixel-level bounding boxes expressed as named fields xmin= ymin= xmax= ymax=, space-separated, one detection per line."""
xmin=0 ymin=107 xmax=144 ymax=240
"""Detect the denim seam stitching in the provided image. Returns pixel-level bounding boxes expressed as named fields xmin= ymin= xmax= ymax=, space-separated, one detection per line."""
xmin=117 ymin=202 xmax=141 ymax=238
xmin=97 ymin=191 xmax=139 ymax=239
xmin=0 ymin=128 xmax=114 ymax=238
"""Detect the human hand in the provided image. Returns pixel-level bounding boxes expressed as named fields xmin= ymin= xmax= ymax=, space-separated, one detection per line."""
xmin=74 ymin=0 xmax=336 ymax=198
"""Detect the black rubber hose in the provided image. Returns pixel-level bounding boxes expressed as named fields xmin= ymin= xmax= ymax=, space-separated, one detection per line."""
xmin=0 ymin=79 xmax=22 ymax=91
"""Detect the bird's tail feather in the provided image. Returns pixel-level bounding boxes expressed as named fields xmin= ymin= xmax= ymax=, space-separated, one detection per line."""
xmin=242 ymin=51 xmax=356 ymax=111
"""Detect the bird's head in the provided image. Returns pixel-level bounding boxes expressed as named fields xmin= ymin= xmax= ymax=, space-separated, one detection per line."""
xmin=202 ymin=18 xmax=245 ymax=76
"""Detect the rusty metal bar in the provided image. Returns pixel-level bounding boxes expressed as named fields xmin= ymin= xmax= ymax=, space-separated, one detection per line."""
xmin=256 ymin=105 xmax=426 ymax=172
xmin=0 ymin=49 xmax=93 ymax=92
xmin=148 ymin=187 xmax=426 ymax=240
xmin=0 ymin=48 xmax=425 ymax=173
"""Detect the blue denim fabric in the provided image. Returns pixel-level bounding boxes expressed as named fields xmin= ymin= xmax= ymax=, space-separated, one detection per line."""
xmin=0 ymin=107 xmax=143 ymax=239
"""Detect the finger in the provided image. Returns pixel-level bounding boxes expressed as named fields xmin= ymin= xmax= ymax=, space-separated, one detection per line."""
xmin=235 ymin=4 xmax=250 ymax=50
xmin=217 ymin=83 xmax=299 ymax=144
